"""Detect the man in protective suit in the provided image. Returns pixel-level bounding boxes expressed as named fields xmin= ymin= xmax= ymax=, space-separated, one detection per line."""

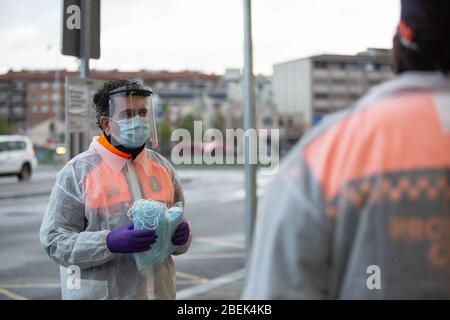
xmin=40 ymin=79 xmax=191 ymax=299
xmin=243 ymin=0 xmax=450 ymax=299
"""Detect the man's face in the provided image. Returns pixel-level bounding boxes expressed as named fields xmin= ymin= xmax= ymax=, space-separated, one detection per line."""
xmin=101 ymin=94 xmax=149 ymax=138
xmin=111 ymin=95 xmax=148 ymax=121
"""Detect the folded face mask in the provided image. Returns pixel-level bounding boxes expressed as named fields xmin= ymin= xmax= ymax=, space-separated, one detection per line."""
xmin=127 ymin=199 xmax=183 ymax=268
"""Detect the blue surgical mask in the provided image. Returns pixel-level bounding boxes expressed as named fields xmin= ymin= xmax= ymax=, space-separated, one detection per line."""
xmin=110 ymin=116 xmax=150 ymax=148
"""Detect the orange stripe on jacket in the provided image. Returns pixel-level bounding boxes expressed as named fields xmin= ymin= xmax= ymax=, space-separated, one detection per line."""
xmin=303 ymin=93 xmax=450 ymax=200
xmin=97 ymin=134 xmax=131 ymax=159
xmin=85 ymin=136 xmax=175 ymax=212
xmin=85 ymin=160 xmax=132 ymax=210
xmin=85 ymin=159 xmax=175 ymax=211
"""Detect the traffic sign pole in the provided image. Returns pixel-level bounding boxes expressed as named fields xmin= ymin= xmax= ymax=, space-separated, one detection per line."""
xmin=80 ymin=0 xmax=91 ymax=79
xmin=243 ymin=0 xmax=257 ymax=286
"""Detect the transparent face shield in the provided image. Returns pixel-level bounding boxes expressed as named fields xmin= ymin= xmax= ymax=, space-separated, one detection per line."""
xmin=107 ymin=86 xmax=158 ymax=149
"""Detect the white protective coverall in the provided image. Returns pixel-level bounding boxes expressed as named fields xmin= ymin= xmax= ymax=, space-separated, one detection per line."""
xmin=40 ymin=135 xmax=191 ymax=299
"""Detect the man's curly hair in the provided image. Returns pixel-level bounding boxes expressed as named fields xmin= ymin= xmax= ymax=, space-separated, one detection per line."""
xmin=92 ymin=79 xmax=145 ymax=129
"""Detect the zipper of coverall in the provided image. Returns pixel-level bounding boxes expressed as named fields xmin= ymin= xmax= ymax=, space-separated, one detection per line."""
xmin=124 ymin=159 xmax=156 ymax=300
xmin=125 ymin=159 xmax=143 ymax=201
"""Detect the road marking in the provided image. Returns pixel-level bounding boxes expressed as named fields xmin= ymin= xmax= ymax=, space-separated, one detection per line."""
xmin=186 ymin=177 xmax=271 ymax=204
xmin=0 ymin=288 xmax=29 ymax=300
xmin=194 ymin=237 xmax=245 ymax=249
xmin=176 ymin=268 xmax=245 ymax=300
xmin=218 ymin=188 xmax=266 ymax=204
xmin=176 ymin=271 xmax=209 ymax=284
xmin=174 ymin=252 xmax=244 ymax=260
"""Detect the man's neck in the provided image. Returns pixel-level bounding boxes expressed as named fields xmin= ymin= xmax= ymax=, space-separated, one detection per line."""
xmin=106 ymin=134 xmax=145 ymax=160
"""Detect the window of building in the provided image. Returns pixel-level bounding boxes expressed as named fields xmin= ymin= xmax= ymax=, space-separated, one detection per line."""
xmin=15 ymin=81 xmax=24 ymax=90
xmin=41 ymin=93 xmax=49 ymax=101
xmin=287 ymin=117 xmax=294 ymax=127
xmin=28 ymin=82 xmax=38 ymax=90
xmin=329 ymin=62 xmax=346 ymax=70
xmin=29 ymin=94 xmax=39 ymax=101
xmin=155 ymin=81 xmax=165 ymax=89
xmin=51 ymin=93 xmax=60 ymax=101
xmin=332 ymin=78 xmax=347 ymax=85
xmin=13 ymin=106 xmax=24 ymax=115
xmin=41 ymin=105 xmax=49 ymax=113
xmin=263 ymin=116 xmax=273 ymax=126
xmin=349 ymin=78 xmax=363 ymax=86
xmin=41 ymin=82 xmax=49 ymax=89
xmin=314 ymin=93 xmax=329 ymax=99
xmin=12 ymin=95 xmax=23 ymax=102
xmin=31 ymin=105 xmax=39 ymax=113
xmin=365 ymin=63 xmax=375 ymax=72
xmin=314 ymin=61 xmax=328 ymax=69
xmin=347 ymin=63 xmax=361 ymax=70
xmin=205 ymin=81 xmax=213 ymax=89
xmin=179 ymin=82 xmax=190 ymax=91
xmin=314 ymin=78 xmax=329 ymax=85
xmin=0 ymin=82 xmax=10 ymax=90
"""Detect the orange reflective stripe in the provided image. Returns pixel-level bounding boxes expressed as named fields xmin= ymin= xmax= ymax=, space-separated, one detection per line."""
xmin=85 ymin=160 xmax=132 ymax=211
xmin=97 ymin=134 xmax=131 ymax=159
xmin=135 ymin=159 xmax=174 ymax=207
xmin=85 ymin=156 xmax=174 ymax=211
xmin=304 ymin=93 xmax=450 ymax=200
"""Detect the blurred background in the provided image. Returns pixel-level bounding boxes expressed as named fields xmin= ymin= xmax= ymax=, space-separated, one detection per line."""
xmin=0 ymin=0 xmax=399 ymax=300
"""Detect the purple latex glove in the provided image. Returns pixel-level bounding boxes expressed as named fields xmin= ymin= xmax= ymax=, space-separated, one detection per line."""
xmin=106 ymin=222 xmax=157 ymax=253
xmin=171 ymin=221 xmax=190 ymax=246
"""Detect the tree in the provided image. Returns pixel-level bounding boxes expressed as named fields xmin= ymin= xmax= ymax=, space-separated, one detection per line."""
xmin=0 ymin=117 xmax=9 ymax=135
xmin=156 ymin=100 xmax=174 ymax=156
xmin=177 ymin=113 xmax=196 ymax=138
xmin=159 ymin=118 xmax=173 ymax=142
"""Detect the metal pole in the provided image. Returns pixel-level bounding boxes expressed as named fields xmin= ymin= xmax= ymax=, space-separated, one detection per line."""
xmin=64 ymin=76 xmax=69 ymax=163
xmin=78 ymin=0 xmax=90 ymax=156
xmin=80 ymin=0 xmax=91 ymax=79
xmin=243 ymin=0 xmax=257 ymax=284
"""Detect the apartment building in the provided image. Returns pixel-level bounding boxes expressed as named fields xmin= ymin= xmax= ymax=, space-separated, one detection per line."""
xmin=0 ymin=69 xmax=224 ymax=133
xmin=273 ymin=48 xmax=394 ymax=139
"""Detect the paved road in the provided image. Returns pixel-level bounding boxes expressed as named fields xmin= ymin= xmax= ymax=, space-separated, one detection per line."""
xmin=0 ymin=166 xmax=275 ymax=300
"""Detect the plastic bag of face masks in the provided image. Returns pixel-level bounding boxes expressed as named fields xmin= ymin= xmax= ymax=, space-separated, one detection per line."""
xmin=127 ymin=199 xmax=183 ymax=269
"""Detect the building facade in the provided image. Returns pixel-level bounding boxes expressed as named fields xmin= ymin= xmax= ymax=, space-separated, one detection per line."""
xmin=273 ymin=48 xmax=394 ymax=148
xmin=0 ymin=70 xmax=77 ymax=132
xmin=0 ymin=69 xmax=225 ymax=135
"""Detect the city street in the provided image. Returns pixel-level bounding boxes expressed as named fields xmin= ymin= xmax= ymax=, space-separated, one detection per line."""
xmin=0 ymin=165 xmax=275 ymax=300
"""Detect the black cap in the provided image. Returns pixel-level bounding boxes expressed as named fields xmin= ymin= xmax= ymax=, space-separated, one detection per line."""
xmin=399 ymin=0 xmax=450 ymax=48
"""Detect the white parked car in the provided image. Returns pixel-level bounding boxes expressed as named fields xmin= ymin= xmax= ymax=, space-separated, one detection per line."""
xmin=0 ymin=135 xmax=38 ymax=181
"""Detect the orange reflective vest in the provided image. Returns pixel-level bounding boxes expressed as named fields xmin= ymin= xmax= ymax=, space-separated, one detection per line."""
xmin=85 ymin=135 xmax=174 ymax=212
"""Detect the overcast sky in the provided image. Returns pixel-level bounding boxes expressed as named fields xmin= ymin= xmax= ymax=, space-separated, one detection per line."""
xmin=0 ymin=0 xmax=400 ymax=75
